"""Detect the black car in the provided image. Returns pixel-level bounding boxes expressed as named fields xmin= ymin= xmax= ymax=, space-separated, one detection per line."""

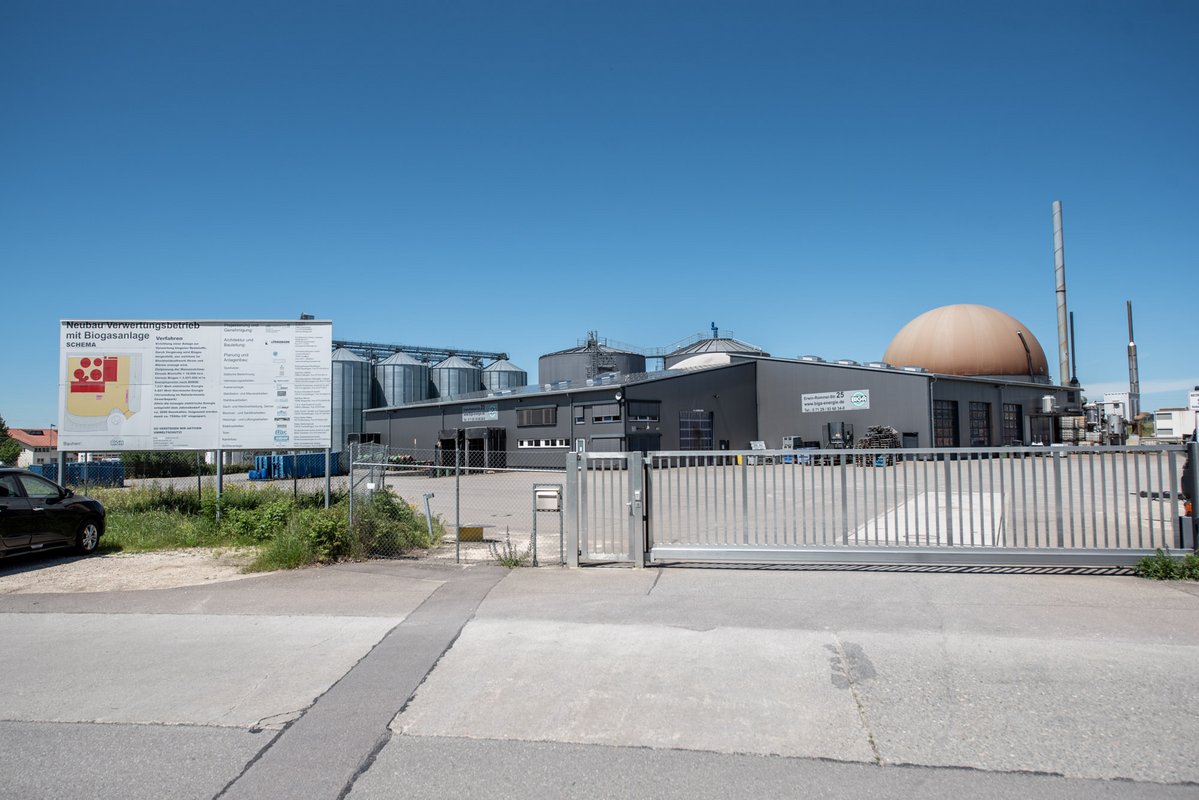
xmin=0 ymin=467 xmax=105 ymax=557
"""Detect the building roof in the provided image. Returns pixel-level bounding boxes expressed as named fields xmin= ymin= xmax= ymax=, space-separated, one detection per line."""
xmin=7 ymin=428 xmax=58 ymax=449
xmin=882 ymin=304 xmax=1050 ymax=379
xmin=332 ymin=347 xmax=368 ymax=363
xmin=483 ymin=358 xmax=526 ymax=373
xmin=377 ymin=351 xmax=425 ymax=366
xmin=667 ymin=336 xmax=768 ymax=358
xmin=431 ymin=355 xmax=479 ymax=370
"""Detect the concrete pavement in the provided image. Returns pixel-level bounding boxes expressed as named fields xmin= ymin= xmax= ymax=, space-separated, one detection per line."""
xmin=1 ymin=560 xmax=1197 ymax=799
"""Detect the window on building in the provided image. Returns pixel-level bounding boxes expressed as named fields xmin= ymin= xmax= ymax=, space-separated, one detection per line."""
xmin=591 ymin=403 xmax=621 ymax=423
xmin=517 ymin=438 xmax=570 ymax=448
xmin=679 ymin=411 xmax=713 ymax=451
xmin=1001 ymin=404 xmax=1022 ymax=446
xmin=627 ymin=401 xmax=660 ymax=422
xmin=968 ymin=402 xmax=992 ymax=446
xmin=573 ymin=407 xmax=586 ymax=424
xmin=517 ymin=406 xmax=557 ymax=427
xmin=934 ymin=400 xmax=959 ymax=447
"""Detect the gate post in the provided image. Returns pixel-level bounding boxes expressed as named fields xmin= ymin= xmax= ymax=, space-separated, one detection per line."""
xmin=565 ymin=452 xmax=580 ymax=568
xmin=628 ymin=452 xmax=646 ymax=568
xmin=1187 ymin=439 xmax=1199 ymax=551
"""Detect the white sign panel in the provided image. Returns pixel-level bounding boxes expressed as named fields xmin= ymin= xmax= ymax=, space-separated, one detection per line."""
xmin=58 ymin=320 xmax=332 ymax=451
xmin=801 ymin=389 xmax=871 ymax=413
xmin=1189 ymin=391 xmax=1199 ymax=412
xmin=462 ymin=403 xmax=499 ymax=423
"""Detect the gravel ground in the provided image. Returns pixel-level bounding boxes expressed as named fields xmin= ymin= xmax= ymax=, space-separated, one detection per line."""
xmin=0 ymin=548 xmax=257 ymax=594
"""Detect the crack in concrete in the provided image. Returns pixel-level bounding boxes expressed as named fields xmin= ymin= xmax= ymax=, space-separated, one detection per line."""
xmin=829 ymin=635 xmax=882 ymax=766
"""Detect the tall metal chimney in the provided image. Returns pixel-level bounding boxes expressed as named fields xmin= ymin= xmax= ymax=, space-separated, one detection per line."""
xmin=1052 ymin=200 xmax=1070 ymax=386
xmin=1127 ymin=300 xmax=1140 ymax=420
xmin=1068 ymin=311 xmax=1079 ymax=386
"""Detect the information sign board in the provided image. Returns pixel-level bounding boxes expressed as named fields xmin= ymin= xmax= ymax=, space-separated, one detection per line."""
xmin=58 ymin=320 xmax=332 ymax=451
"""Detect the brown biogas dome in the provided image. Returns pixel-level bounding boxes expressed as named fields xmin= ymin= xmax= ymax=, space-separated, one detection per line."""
xmin=883 ymin=304 xmax=1050 ymax=379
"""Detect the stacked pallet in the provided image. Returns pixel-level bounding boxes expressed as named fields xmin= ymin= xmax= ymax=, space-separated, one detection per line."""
xmin=855 ymin=425 xmax=901 ymax=466
xmin=1059 ymin=415 xmax=1087 ymax=444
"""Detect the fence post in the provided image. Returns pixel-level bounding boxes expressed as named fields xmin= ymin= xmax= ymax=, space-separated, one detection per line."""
xmin=943 ymin=454 xmax=954 ymax=546
xmin=628 ymin=452 xmax=645 ymax=568
xmin=565 ymin=452 xmax=580 ymax=568
xmin=840 ymin=453 xmax=849 ymax=545
xmin=57 ymin=450 xmax=66 ymax=486
xmin=215 ymin=450 xmax=223 ymax=523
xmin=324 ymin=448 xmax=331 ymax=509
xmin=347 ymin=443 xmax=355 ymax=533
xmin=1053 ymin=449 xmax=1065 ymax=548
xmin=455 ymin=447 xmax=461 ymax=564
xmin=196 ymin=452 xmax=202 ymax=504
xmin=1187 ymin=439 xmax=1199 ymax=550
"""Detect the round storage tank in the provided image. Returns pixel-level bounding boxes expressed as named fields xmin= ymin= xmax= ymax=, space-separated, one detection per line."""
xmin=375 ymin=351 xmax=430 ymax=407
xmin=538 ymin=345 xmax=646 ymax=386
xmin=431 ymin=356 xmax=483 ymax=399
xmin=483 ymin=359 xmax=528 ymax=392
xmin=663 ymin=336 xmax=768 ymax=369
xmin=332 ymin=348 xmax=371 ymax=451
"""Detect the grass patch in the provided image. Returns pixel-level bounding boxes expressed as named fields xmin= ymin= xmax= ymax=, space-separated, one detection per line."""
xmin=103 ymin=510 xmax=223 ymax=552
xmin=245 ymin=515 xmax=318 ymax=572
xmin=1133 ymin=549 xmax=1199 ymax=580
xmin=97 ymin=483 xmax=441 ymax=571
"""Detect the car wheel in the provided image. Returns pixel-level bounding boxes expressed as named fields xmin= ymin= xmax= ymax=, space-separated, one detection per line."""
xmin=75 ymin=519 xmax=101 ymax=554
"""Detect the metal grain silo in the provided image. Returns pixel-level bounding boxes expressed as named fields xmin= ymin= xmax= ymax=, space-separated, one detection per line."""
xmin=482 ymin=359 xmax=528 ymax=392
xmin=332 ymin=348 xmax=371 ymax=450
xmin=431 ymin=356 xmax=483 ymax=399
xmin=375 ymin=351 xmax=430 ymax=406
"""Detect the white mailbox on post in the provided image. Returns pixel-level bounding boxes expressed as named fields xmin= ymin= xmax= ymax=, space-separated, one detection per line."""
xmin=535 ymin=487 xmax=562 ymax=512
xmin=532 ymin=484 xmax=565 ymax=567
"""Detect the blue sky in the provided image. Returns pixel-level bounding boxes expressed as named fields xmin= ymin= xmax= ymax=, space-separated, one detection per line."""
xmin=3 ymin=0 xmax=1196 ymax=427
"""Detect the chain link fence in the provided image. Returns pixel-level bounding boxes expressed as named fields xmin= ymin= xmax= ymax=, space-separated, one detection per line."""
xmin=349 ymin=444 xmax=568 ymax=565
xmin=36 ymin=449 xmax=346 ymax=507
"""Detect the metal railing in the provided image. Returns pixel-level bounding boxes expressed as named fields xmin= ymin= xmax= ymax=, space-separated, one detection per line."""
xmin=565 ymin=445 xmax=1196 ymax=568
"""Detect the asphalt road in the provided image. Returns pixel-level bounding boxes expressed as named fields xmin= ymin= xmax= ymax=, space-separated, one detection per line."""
xmin=1 ymin=559 xmax=1197 ymax=799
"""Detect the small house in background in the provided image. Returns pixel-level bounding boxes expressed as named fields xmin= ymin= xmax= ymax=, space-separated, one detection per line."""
xmin=8 ymin=428 xmax=59 ymax=468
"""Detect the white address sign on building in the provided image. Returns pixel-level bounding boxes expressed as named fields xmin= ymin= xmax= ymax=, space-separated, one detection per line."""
xmin=801 ymin=389 xmax=871 ymax=413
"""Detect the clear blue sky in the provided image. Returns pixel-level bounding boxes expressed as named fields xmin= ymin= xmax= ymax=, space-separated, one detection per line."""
xmin=3 ymin=0 xmax=1196 ymax=428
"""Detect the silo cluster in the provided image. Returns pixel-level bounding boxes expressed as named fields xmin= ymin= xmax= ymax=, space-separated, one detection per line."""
xmin=330 ymin=350 xmax=530 ymax=449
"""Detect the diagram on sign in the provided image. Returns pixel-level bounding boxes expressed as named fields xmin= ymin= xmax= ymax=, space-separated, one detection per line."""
xmin=64 ymin=354 xmax=143 ymax=433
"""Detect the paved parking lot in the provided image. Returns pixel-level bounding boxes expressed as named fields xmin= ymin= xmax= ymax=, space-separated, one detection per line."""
xmin=2 ymin=558 xmax=1197 ymax=799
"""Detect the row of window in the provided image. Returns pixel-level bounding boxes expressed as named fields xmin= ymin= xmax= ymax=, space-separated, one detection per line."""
xmin=517 ymin=438 xmax=571 ymax=449
xmin=934 ymin=401 xmax=1026 ymax=447
xmin=518 ymin=402 xmax=662 ymax=427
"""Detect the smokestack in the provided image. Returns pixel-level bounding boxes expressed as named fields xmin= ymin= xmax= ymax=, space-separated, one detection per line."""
xmin=1052 ymin=200 xmax=1070 ymax=386
xmin=1068 ymin=311 xmax=1079 ymax=387
xmin=1127 ymin=300 xmax=1140 ymax=420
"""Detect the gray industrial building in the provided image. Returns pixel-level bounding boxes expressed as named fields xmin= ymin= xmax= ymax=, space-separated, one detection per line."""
xmin=363 ymin=306 xmax=1079 ymax=468
xmin=364 ymin=355 xmax=1072 ymax=468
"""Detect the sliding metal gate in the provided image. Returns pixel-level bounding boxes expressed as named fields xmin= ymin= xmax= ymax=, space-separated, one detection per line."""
xmin=566 ymin=445 xmax=1197 ymax=567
